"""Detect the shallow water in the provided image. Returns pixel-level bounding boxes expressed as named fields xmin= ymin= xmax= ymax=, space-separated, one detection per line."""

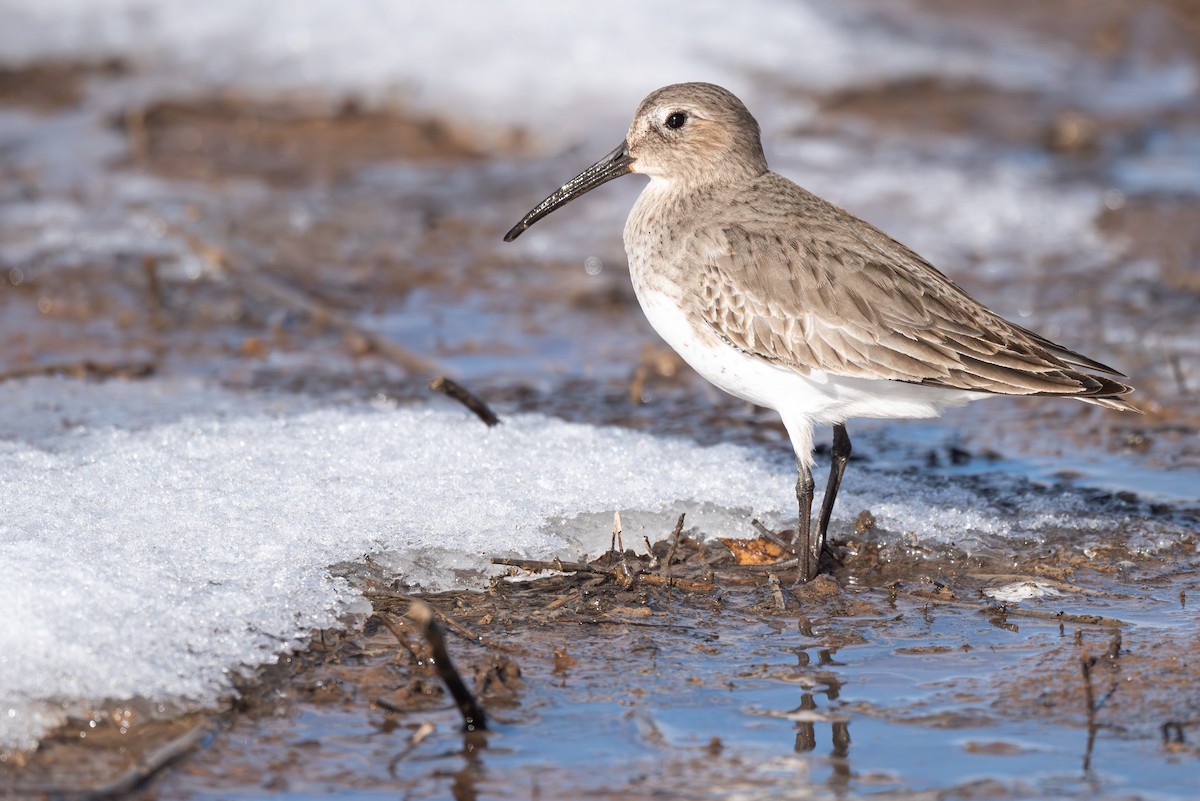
xmin=135 ymin=546 xmax=1200 ymax=801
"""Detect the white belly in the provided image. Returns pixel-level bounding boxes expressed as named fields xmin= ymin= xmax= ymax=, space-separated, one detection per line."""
xmin=634 ymin=286 xmax=983 ymax=429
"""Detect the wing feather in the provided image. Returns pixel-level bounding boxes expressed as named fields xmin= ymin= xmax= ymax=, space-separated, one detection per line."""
xmin=685 ymin=176 xmax=1135 ymax=407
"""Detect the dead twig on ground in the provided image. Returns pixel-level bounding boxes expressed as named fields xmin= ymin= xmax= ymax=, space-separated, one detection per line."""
xmin=636 ymin=573 xmax=715 ymax=591
xmin=662 ymin=513 xmax=686 ymax=582
xmin=767 ymin=572 xmax=786 ymax=611
xmin=236 ymin=267 xmax=441 ymax=376
xmin=0 ymin=359 xmax=156 ymax=383
xmin=163 ymin=220 xmax=442 ymax=377
xmin=397 ymin=604 xmax=487 ymax=732
xmin=750 ymin=518 xmax=792 ymax=551
xmin=985 ymin=605 xmax=1126 ymax=628
xmin=366 ymin=586 xmax=505 ymax=650
xmin=492 ymin=555 xmax=715 ymax=592
xmin=642 ymin=535 xmax=658 ymax=568
xmin=492 ymin=555 xmax=594 ymax=574
xmin=428 ymin=376 xmax=500 ymax=426
xmin=142 ymin=255 xmax=165 ymax=321
xmin=373 ymin=611 xmax=423 ymax=662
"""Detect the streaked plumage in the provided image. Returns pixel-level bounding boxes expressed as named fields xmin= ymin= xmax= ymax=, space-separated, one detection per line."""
xmin=505 ymin=82 xmax=1137 ymax=581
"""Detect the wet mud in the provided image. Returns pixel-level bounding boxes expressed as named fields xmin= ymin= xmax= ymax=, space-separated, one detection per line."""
xmin=5 ymin=516 xmax=1198 ymax=798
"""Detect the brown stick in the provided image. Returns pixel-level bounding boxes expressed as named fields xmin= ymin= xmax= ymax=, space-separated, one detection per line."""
xmin=142 ymin=255 xmax=165 ymax=321
xmin=493 ymin=556 xmax=601 ymax=574
xmin=663 ymin=513 xmax=686 ymax=580
xmin=750 ymin=518 xmax=792 ymax=551
xmin=0 ymin=359 xmax=156 ymax=383
xmin=982 ymin=605 xmax=1126 ymax=628
xmin=235 ymin=267 xmax=441 ymax=376
xmin=374 ymin=611 xmax=422 ymax=662
xmin=366 ymin=587 xmax=505 ymax=650
xmin=768 ymin=572 xmax=786 ymax=611
xmin=404 ymin=604 xmax=487 ymax=732
xmin=429 ymin=376 xmax=500 ymax=426
xmin=492 ymin=554 xmax=716 ymax=592
xmin=162 ymin=220 xmax=442 ymax=377
xmin=628 ymin=573 xmax=715 ymax=592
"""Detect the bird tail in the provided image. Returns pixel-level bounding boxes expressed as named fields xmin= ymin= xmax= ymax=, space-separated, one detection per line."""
xmin=1074 ymin=374 xmax=1140 ymax=413
xmin=1080 ymin=395 xmax=1141 ymax=413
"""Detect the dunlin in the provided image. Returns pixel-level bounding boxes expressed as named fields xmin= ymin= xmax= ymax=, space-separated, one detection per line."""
xmin=504 ymin=82 xmax=1137 ymax=581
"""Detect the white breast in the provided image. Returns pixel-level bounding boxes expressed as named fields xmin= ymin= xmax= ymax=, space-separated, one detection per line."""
xmin=633 ymin=285 xmax=983 ymax=433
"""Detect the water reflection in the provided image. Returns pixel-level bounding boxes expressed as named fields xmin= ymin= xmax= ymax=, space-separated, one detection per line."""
xmin=790 ymin=646 xmax=852 ymax=794
xmin=450 ymin=731 xmax=488 ymax=801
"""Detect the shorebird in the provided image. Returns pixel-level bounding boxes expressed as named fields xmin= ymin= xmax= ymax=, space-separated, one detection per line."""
xmin=503 ymin=82 xmax=1137 ymax=582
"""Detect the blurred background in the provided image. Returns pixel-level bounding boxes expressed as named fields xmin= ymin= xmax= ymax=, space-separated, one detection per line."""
xmin=2 ymin=0 xmax=1197 ymax=465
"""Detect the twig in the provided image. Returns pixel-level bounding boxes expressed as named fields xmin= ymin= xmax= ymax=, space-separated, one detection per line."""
xmin=551 ymin=618 xmax=702 ymax=631
xmin=543 ymin=592 xmax=578 ymax=612
xmin=373 ymin=611 xmax=424 ymax=662
xmin=142 ymin=255 xmax=165 ymax=320
xmin=663 ymin=513 xmax=686 ymax=580
xmin=429 ymin=376 xmax=500 ymax=426
xmin=629 ymin=363 xmax=649 ymax=405
xmin=767 ymin=572 xmax=786 ymax=611
xmin=125 ymin=105 xmax=148 ymax=166
xmin=733 ymin=558 xmax=801 ymax=572
xmin=162 ymin=220 xmax=442 ymax=377
xmin=629 ymin=573 xmax=715 ymax=592
xmin=493 ymin=556 xmax=608 ymax=575
xmin=983 ymin=605 xmax=1126 ymax=628
xmin=365 ymin=587 xmax=502 ymax=650
xmin=751 ymin=518 xmax=793 ymax=551
xmin=1080 ymin=632 xmax=1123 ymax=772
xmin=491 ymin=554 xmax=715 ymax=592
xmin=402 ymin=604 xmax=487 ymax=732
xmin=1169 ymin=352 xmax=1190 ymax=396
xmin=238 ymin=267 xmax=440 ymax=376
xmin=0 ymin=359 xmax=156 ymax=383
xmin=642 ymin=536 xmax=658 ymax=568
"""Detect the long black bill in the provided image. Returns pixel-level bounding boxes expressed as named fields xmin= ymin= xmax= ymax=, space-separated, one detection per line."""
xmin=503 ymin=141 xmax=633 ymax=242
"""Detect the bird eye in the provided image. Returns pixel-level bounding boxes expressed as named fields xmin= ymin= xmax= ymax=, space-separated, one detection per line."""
xmin=665 ymin=111 xmax=688 ymax=130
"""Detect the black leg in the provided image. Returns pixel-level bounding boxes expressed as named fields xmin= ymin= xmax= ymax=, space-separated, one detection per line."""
xmin=793 ymin=456 xmax=816 ymax=581
xmin=815 ymin=424 xmax=851 ymax=562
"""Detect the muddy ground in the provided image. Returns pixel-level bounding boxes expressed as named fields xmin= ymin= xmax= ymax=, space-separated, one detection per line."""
xmin=1 ymin=0 xmax=1199 ymax=798
xmin=5 ymin=518 xmax=1198 ymax=798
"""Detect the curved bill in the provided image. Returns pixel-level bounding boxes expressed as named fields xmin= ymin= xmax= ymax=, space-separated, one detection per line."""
xmin=503 ymin=141 xmax=633 ymax=242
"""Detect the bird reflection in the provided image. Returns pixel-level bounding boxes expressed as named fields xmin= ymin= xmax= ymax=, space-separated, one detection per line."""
xmin=790 ymin=648 xmax=851 ymax=793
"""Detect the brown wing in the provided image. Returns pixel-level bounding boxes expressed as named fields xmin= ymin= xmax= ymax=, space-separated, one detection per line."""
xmin=686 ymin=179 xmax=1135 ymax=407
